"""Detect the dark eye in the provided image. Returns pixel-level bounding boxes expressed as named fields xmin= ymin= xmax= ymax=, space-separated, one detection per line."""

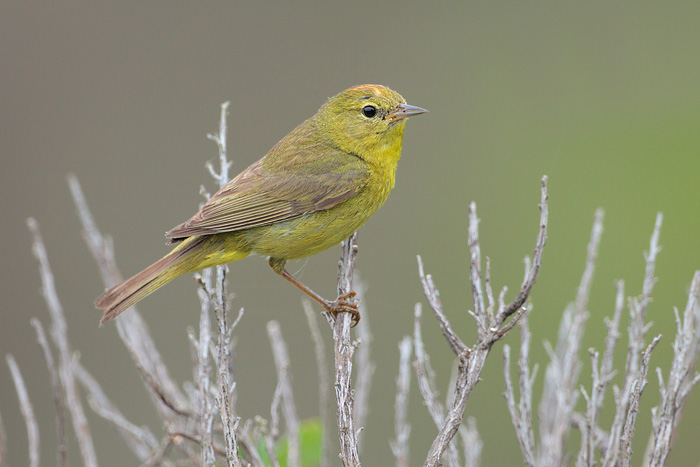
xmin=362 ymin=105 xmax=377 ymax=118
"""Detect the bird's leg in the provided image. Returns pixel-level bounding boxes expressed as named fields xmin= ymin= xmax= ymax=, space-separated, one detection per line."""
xmin=268 ymin=257 xmax=360 ymax=326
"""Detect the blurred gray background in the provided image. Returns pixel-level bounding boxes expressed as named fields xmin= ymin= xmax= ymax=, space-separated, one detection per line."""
xmin=2 ymin=1 xmax=699 ymax=465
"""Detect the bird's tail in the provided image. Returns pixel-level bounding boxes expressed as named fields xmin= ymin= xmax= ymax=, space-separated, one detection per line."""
xmin=96 ymin=236 xmax=247 ymax=325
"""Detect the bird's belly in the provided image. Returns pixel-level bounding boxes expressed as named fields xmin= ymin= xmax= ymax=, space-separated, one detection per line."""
xmin=244 ymin=193 xmax=385 ymax=260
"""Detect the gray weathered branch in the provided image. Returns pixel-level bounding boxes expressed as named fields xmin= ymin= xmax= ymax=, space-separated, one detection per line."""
xmin=422 ymin=176 xmax=548 ymax=467
xmin=645 ymin=271 xmax=700 ymax=466
xmin=267 ymin=321 xmax=300 ymax=467
xmin=391 ymin=336 xmax=412 ymax=467
xmin=538 ymin=208 xmax=602 ymax=466
xmin=333 ymin=232 xmax=362 ymax=466
xmin=6 ymin=355 xmax=39 ymax=467
xmin=303 ymin=299 xmax=333 ymax=467
xmin=353 ymin=277 xmax=375 ymax=452
xmin=30 ymin=318 xmax=68 ymax=467
xmin=27 ymin=218 xmax=98 ymax=466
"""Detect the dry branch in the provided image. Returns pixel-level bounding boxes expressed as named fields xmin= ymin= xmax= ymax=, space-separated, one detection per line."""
xmin=413 ymin=304 xmax=460 ymax=466
xmin=303 ymin=300 xmax=333 ymax=467
xmin=577 ymin=280 xmax=624 ymax=466
xmin=8 ymin=114 xmax=700 ymax=467
xmin=603 ymin=213 xmax=663 ymax=466
xmin=6 ymin=355 xmax=39 ymax=467
xmin=27 ymin=218 xmax=98 ymax=466
xmin=503 ymin=310 xmax=537 ymax=467
xmin=69 ymin=174 xmax=188 ymax=418
xmin=391 ymin=336 xmax=412 ymax=467
xmin=538 ymin=208 xmax=602 ymax=466
xmin=267 ymin=321 xmax=300 ymax=467
xmin=30 ymin=318 xmax=68 ymax=467
xmin=353 ymin=277 xmax=375 ymax=452
xmin=73 ymin=361 xmax=158 ymax=462
xmin=499 ymin=210 xmax=700 ymax=467
xmin=421 ymin=176 xmax=548 ymax=467
xmin=463 ymin=418 xmax=482 ymax=467
xmin=195 ymin=267 xmax=216 ymax=466
xmin=619 ymin=335 xmax=661 ymax=467
xmin=332 ymin=232 xmax=362 ymax=466
xmin=646 ymin=271 xmax=700 ymax=465
xmin=266 ymin=369 xmax=285 ymax=467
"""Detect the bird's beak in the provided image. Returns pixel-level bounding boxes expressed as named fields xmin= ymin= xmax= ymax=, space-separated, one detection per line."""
xmin=386 ymin=103 xmax=429 ymax=121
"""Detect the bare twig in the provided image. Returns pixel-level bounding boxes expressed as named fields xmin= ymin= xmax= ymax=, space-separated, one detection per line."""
xmin=444 ymin=359 xmax=460 ymax=420
xmin=423 ymin=176 xmax=548 ymax=467
xmin=467 ymin=202 xmax=488 ymax=339
xmin=198 ymin=101 xmax=240 ymax=466
xmin=391 ymin=336 xmax=412 ymax=467
xmin=604 ymin=214 xmax=662 ymax=466
xmin=73 ymin=361 xmax=158 ymax=462
xmin=448 ymin=366 xmax=474 ymax=465
xmin=640 ymin=213 xmax=663 ymax=322
xmin=578 ymin=280 xmax=624 ymax=466
xmin=619 ymin=335 xmax=661 ymax=467
xmin=210 ymin=265 xmax=242 ymax=467
xmin=131 ymin=358 xmax=194 ymax=418
xmin=539 ymin=208 xmax=602 ymax=466
xmin=463 ymin=417 xmax=482 ymax=467
xmin=170 ymin=431 xmax=206 ymax=466
xmin=27 ymin=217 xmax=98 ymax=466
xmin=353 ymin=277 xmax=375 ymax=452
xmin=140 ymin=437 xmax=174 ymax=467
xmin=169 ymin=431 xmax=228 ymax=458
xmin=575 ymin=209 xmax=604 ymax=316
xmin=267 ymin=321 xmax=300 ymax=467
xmin=26 ymin=102 xmax=248 ymax=466
xmin=602 ymin=280 xmax=626 ymax=389
xmin=646 ymin=271 xmax=700 ymax=465
xmin=413 ymin=304 xmax=460 ymax=466
xmin=195 ymin=269 xmax=216 ymax=466
xmin=503 ymin=309 xmax=537 ymax=467
xmin=333 ymin=232 xmax=362 ymax=466
xmin=30 ymin=318 xmax=68 ymax=467
xmin=266 ymin=371 xmax=285 ymax=467
xmin=197 ymin=101 xmax=241 ymax=466
xmin=6 ymin=355 xmax=39 ymax=467
xmin=238 ymin=421 xmax=266 ymax=467
xmin=577 ymin=351 xmax=599 ymax=467
xmin=68 ymin=174 xmax=186 ymax=417
xmin=206 ymin=101 xmax=232 ymax=189
xmin=494 ymin=176 xmax=549 ymax=327
xmin=423 ymin=347 xmax=474 ymax=467
xmin=303 ymin=299 xmax=332 ymax=467
xmin=484 ymin=257 xmax=495 ymax=316
xmin=417 ymin=255 xmax=466 ymax=355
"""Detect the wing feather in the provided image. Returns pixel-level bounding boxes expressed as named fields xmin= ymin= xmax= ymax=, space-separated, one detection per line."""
xmin=165 ymin=132 xmax=369 ymax=243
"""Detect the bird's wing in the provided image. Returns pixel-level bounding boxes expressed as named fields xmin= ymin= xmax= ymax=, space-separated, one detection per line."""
xmin=165 ymin=148 xmax=369 ymax=243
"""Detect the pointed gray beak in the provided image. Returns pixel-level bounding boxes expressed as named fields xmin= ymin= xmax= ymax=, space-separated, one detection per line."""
xmin=386 ymin=103 xmax=429 ymax=121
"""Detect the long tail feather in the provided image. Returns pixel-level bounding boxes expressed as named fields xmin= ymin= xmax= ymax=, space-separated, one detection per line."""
xmin=96 ymin=237 xmax=204 ymax=325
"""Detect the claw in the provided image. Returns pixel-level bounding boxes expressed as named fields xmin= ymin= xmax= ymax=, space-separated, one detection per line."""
xmin=324 ymin=291 xmax=360 ymax=327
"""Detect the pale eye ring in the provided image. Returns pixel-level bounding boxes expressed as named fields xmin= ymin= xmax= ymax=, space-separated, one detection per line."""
xmin=362 ymin=105 xmax=377 ymax=118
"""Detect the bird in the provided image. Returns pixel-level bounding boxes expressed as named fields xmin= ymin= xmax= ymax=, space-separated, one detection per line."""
xmin=96 ymin=84 xmax=427 ymax=325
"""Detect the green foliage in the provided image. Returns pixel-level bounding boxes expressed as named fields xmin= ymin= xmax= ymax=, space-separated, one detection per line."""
xmin=256 ymin=418 xmax=323 ymax=467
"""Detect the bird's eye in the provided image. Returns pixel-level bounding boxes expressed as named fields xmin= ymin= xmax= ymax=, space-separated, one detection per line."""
xmin=362 ymin=105 xmax=377 ymax=118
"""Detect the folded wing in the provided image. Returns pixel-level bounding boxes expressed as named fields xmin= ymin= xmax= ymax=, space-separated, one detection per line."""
xmin=165 ymin=149 xmax=369 ymax=243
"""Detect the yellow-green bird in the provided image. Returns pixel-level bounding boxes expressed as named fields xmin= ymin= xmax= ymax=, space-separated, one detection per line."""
xmin=96 ymin=84 xmax=427 ymax=325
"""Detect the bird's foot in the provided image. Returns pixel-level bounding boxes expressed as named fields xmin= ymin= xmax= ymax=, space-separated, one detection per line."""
xmin=324 ymin=291 xmax=360 ymax=327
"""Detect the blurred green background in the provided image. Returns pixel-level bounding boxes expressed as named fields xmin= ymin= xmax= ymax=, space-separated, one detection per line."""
xmin=2 ymin=1 xmax=699 ymax=465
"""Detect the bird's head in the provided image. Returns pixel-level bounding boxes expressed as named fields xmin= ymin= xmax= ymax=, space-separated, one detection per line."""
xmin=315 ymin=84 xmax=427 ymax=166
